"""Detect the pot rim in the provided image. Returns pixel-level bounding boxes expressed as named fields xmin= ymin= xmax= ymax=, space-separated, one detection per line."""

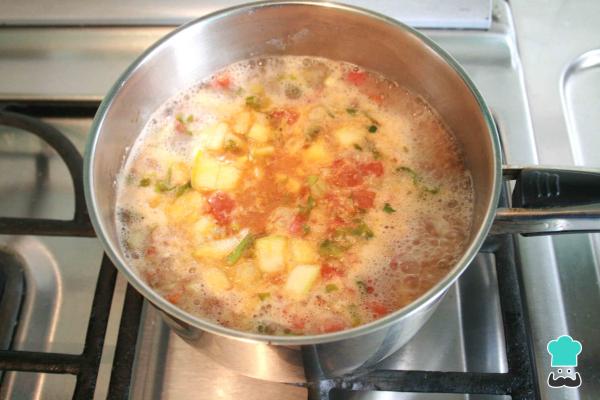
xmin=84 ymin=0 xmax=502 ymax=346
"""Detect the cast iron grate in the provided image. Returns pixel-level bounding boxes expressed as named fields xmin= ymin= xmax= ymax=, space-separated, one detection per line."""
xmin=304 ymin=233 xmax=539 ymax=399
xmin=0 ymin=101 xmax=539 ymax=399
xmin=0 ymin=101 xmax=143 ymax=399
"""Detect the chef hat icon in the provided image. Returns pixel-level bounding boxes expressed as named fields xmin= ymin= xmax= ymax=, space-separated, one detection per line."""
xmin=547 ymin=335 xmax=582 ymax=367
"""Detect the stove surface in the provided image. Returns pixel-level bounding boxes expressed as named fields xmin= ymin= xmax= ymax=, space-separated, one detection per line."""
xmin=0 ymin=1 xmax=596 ymax=399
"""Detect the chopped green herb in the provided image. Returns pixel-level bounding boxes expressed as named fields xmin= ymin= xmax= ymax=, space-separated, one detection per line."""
xmin=256 ymin=323 xmax=275 ymax=334
xmin=154 ymin=168 xmax=174 ymax=192
xmin=226 ymin=233 xmax=255 ymax=265
xmin=353 ymin=143 xmax=363 ymax=151
xmin=154 ymin=181 xmax=174 ymax=193
xmin=349 ymin=221 xmax=374 ymax=239
xmin=396 ymin=166 xmax=440 ymax=194
xmin=383 ymin=203 xmax=396 ymax=213
xmin=175 ymin=181 xmax=191 ymax=197
xmin=307 ymin=175 xmax=319 ymax=186
xmin=307 ymin=175 xmax=327 ymax=197
xmin=298 ymin=195 xmax=316 ymax=216
xmin=396 ymin=166 xmax=419 ymax=184
xmin=305 ymin=126 xmax=321 ymax=140
xmin=325 ymin=284 xmax=339 ymax=293
xmin=258 ymin=292 xmax=271 ymax=301
xmin=365 ymin=139 xmax=382 ymax=159
xmin=356 ymin=280 xmax=368 ymax=294
xmin=175 ymin=114 xmax=194 ymax=135
xmin=346 ymin=108 xmax=358 ymax=115
xmin=245 ymin=95 xmax=269 ymax=111
xmin=302 ymin=224 xmax=311 ymax=235
xmin=224 ymin=139 xmax=238 ymax=152
xmin=319 ymin=239 xmax=347 ymax=258
xmin=139 ymin=178 xmax=151 ymax=187
xmin=363 ymin=111 xmax=381 ymax=126
xmin=348 ymin=304 xmax=362 ymax=326
xmin=368 ymin=125 xmax=378 ymax=133
xmin=245 ymin=95 xmax=259 ymax=109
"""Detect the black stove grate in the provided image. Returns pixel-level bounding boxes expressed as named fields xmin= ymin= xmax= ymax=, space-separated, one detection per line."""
xmin=0 ymin=102 xmax=143 ymax=399
xmin=306 ymin=234 xmax=539 ymax=399
xmin=0 ymin=101 xmax=539 ymax=399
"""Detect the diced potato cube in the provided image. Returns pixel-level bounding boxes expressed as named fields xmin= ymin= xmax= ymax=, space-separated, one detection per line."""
xmin=304 ymin=141 xmax=332 ymax=165
xmin=232 ymin=111 xmax=254 ymax=135
xmin=235 ymin=262 xmax=261 ymax=285
xmin=203 ymin=267 xmax=231 ymax=292
xmin=193 ymin=236 xmax=241 ymax=260
xmin=170 ymin=162 xmax=190 ymax=186
xmin=247 ymin=122 xmax=272 ymax=143
xmin=197 ymin=122 xmax=231 ymax=151
xmin=166 ymin=190 xmax=205 ymax=223
xmin=191 ymin=152 xmax=240 ymax=191
xmin=285 ymin=264 xmax=320 ymax=298
xmin=333 ymin=126 xmax=364 ymax=148
xmin=285 ymin=178 xmax=301 ymax=193
xmin=255 ymin=235 xmax=288 ymax=273
xmin=216 ymin=163 xmax=241 ymax=190
xmin=192 ymin=215 xmax=216 ymax=239
xmin=252 ymin=146 xmax=275 ymax=157
xmin=191 ymin=152 xmax=219 ymax=190
xmin=290 ymin=238 xmax=317 ymax=264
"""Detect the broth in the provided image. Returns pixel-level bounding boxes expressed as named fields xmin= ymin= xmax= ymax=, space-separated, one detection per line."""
xmin=116 ymin=56 xmax=473 ymax=335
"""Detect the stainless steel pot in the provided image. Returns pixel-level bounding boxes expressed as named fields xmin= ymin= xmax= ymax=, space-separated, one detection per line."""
xmin=84 ymin=1 xmax=600 ymax=383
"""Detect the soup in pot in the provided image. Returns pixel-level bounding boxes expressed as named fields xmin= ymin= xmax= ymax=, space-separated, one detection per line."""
xmin=116 ymin=56 xmax=473 ymax=335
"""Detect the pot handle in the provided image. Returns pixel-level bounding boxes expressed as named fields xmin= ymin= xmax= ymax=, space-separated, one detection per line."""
xmin=491 ymin=165 xmax=600 ymax=235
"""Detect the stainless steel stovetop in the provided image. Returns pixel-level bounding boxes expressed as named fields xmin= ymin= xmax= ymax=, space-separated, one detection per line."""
xmin=0 ymin=1 xmax=598 ymax=399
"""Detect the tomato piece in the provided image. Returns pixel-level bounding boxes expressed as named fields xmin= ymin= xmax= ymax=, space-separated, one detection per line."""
xmin=326 ymin=215 xmax=346 ymax=233
xmin=214 ymin=74 xmax=231 ymax=89
xmin=269 ymin=109 xmax=285 ymax=120
xmin=269 ymin=108 xmax=299 ymax=125
xmin=352 ymin=189 xmax=376 ymax=209
xmin=321 ymin=320 xmax=347 ymax=333
xmin=368 ymin=301 xmax=388 ymax=317
xmin=286 ymin=109 xmax=300 ymax=125
xmin=321 ymin=263 xmax=343 ymax=279
xmin=360 ymin=161 xmax=384 ymax=177
xmin=207 ymin=191 xmax=235 ymax=225
xmin=346 ymin=70 xmax=367 ymax=86
xmin=174 ymin=119 xmax=187 ymax=134
xmin=330 ymin=159 xmax=363 ymax=187
xmin=368 ymin=93 xmax=384 ymax=104
xmin=166 ymin=291 xmax=182 ymax=304
xmin=289 ymin=213 xmax=307 ymax=236
xmin=290 ymin=315 xmax=306 ymax=330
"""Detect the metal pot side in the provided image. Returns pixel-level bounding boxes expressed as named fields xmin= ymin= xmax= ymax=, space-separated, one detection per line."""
xmin=84 ymin=1 xmax=500 ymax=382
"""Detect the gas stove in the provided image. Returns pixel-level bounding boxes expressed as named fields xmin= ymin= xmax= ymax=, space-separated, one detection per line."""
xmin=0 ymin=1 xmax=598 ymax=399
